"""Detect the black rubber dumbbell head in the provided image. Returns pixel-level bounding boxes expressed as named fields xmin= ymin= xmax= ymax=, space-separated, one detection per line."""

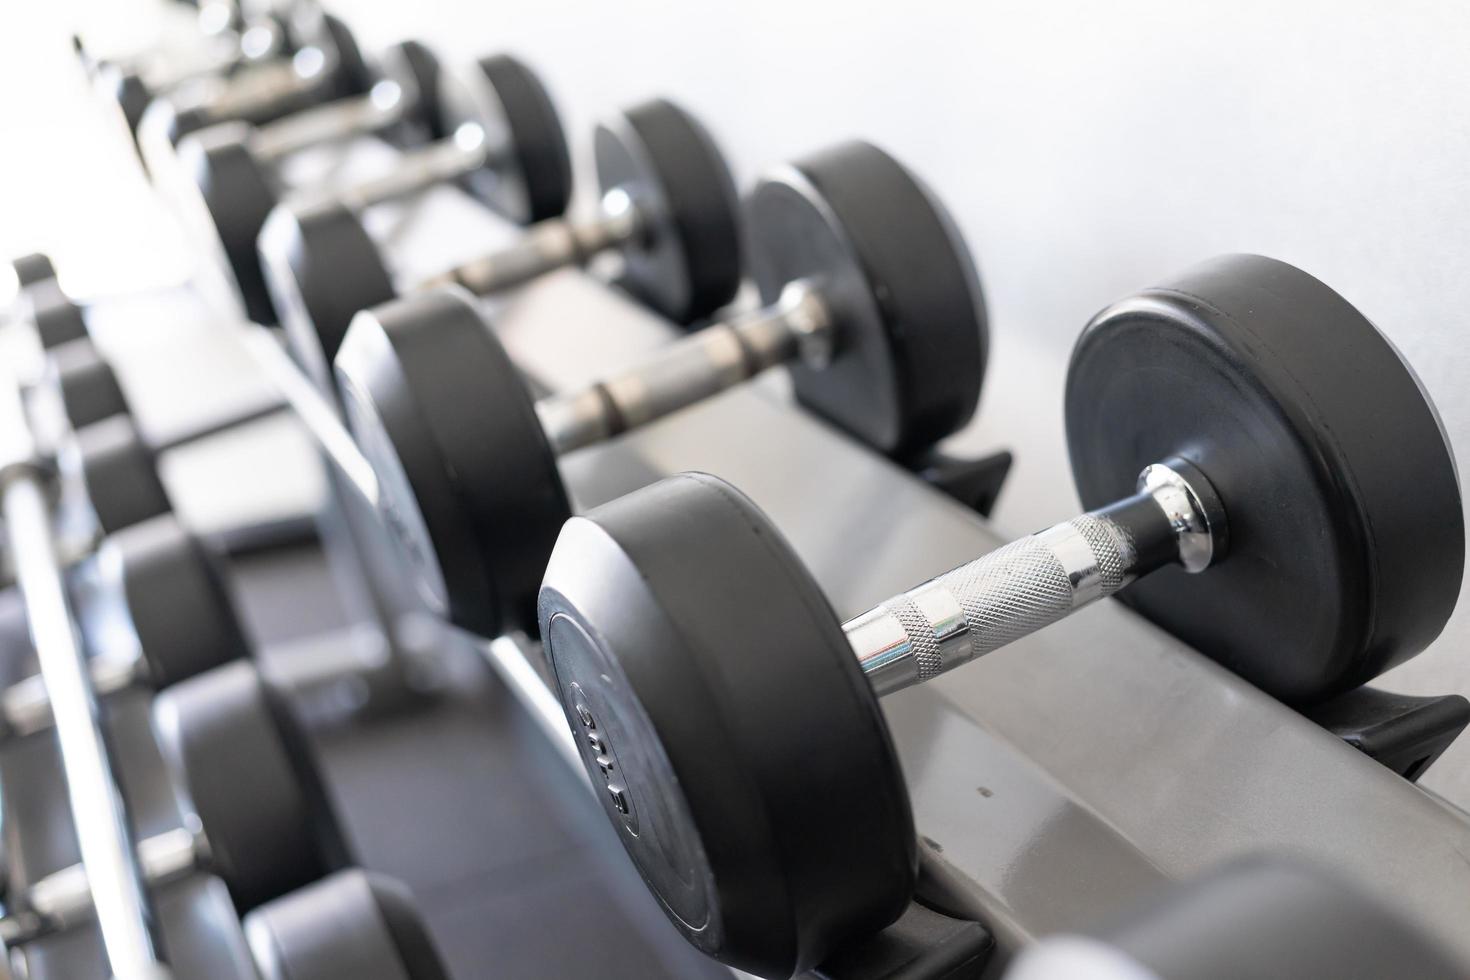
xmin=373 ymin=40 xmax=447 ymax=144
xmin=435 ymin=54 xmax=572 ymax=225
xmin=153 ymin=660 xmax=349 ymax=910
xmin=1066 ymin=254 xmax=1464 ymax=702
xmin=244 ymin=870 xmax=450 ymax=980
xmin=106 ymin=514 xmax=251 ymax=688
xmin=260 ymin=198 xmax=399 ymax=393
xmin=537 ymin=472 xmax=914 ymax=977
xmin=151 ymin=13 xmax=371 ymax=151
xmin=62 ymin=414 xmax=174 ymax=535
xmin=746 ymin=141 xmax=989 ymax=460
xmin=335 ymin=288 xmax=569 ymax=636
xmin=1050 ymin=858 xmax=1469 ymax=980
xmin=46 ymin=337 xmax=131 ymax=431
xmin=593 ymin=98 xmax=743 ymax=324
xmin=9 ymin=252 xmax=57 ymax=291
xmin=26 ymin=284 xmax=89 ymax=350
xmin=180 ymin=40 xmax=445 ymax=327
xmin=178 ymin=122 xmax=282 ymax=324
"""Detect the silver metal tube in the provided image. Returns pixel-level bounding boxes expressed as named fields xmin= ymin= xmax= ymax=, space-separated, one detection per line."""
xmin=0 ymin=378 xmax=166 ymax=976
xmin=189 ymin=56 xmax=317 ymax=126
xmin=1 ymin=656 xmax=150 ymax=741
xmin=252 ymin=80 xmax=408 ymax=163
xmin=321 ymin=125 xmax=492 ymax=213
xmin=845 ymin=462 xmax=1223 ymax=697
xmin=1 ymin=828 xmax=199 ymax=949
xmin=420 ymin=189 xmax=644 ymax=298
xmin=535 ymin=281 xmax=830 ymax=455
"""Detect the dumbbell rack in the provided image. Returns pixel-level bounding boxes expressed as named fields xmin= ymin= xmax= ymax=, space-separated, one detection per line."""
xmin=253 ymin=139 xmax=1470 ymax=963
xmin=0 ymin=355 xmax=167 ymax=974
xmin=484 ymin=247 xmax=1470 ymax=961
xmin=11 ymin=106 xmax=1470 ymax=980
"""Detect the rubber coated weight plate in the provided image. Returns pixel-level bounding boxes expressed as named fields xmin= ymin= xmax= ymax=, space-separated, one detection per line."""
xmin=245 ymin=871 xmax=449 ymax=980
xmin=336 ymin=288 xmax=570 ymax=636
xmin=48 ymin=338 xmax=130 ymax=430
xmin=27 ymin=284 xmax=89 ymax=350
xmin=11 ymin=253 xmax=57 ymax=289
xmin=593 ymin=99 xmax=742 ymax=324
xmin=376 ymin=40 xmax=446 ymax=143
xmin=1088 ymin=859 xmax=1468 ymax=980
xmin=153 ymin=660 xmax=348 ymax=909
xmin=182 ymin=123 xmax=282 ymax=324
xmin=746 ymin=142 xmax=988 ymax=459
xmin=439 ymin=55 xmax=572 ymax=225
xmin=109 ymin=514 xmax=250 ymax=686
xmin=317 ymin=14 xmax=373 ymax=101
xmin=259 ymin=201 xmax=398 ymax=394
xmin=67 ymin=415 xmax=173 ymax=535
xmin=1066 ymin=254 xmax=1464 ymax=702
xmin=539 ymin=472 xmax=915 ymax=978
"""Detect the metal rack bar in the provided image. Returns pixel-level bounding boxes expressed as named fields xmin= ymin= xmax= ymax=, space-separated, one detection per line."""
xmin=0 ymin=372 xmax=169 ymax=979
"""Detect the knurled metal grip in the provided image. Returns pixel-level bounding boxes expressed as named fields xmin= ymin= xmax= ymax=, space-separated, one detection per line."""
xmin=428 ymin=191 xmax=641 ymax=299
xmin=846 ymin=459 xmax=1225 ymax=695
xmin=534 ymin=288 xmax=817 ymax=456
xmin=849 ymin=514 xmax=1138 ymax=695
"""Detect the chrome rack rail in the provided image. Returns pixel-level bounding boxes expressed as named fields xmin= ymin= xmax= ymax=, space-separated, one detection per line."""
xmin=0 ymin=364 xmax=170 ymax=978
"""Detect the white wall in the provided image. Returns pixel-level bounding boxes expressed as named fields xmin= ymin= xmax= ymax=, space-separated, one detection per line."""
xmin=9 ymin=1 xmax=1470 ymax=797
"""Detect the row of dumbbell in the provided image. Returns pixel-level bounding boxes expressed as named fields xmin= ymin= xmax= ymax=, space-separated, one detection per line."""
xmin=67 ymin=3 xmax=1469 ymax=977
xmin=0 ymin=260 xmax=459 ymax=977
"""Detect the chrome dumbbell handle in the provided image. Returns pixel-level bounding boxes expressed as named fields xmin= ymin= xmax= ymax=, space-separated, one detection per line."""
xmin=535 ymin=280 xmax=833 ymax=455
xmin=251 ymin=79 xmax=410 ymax=163
xmin=304 ymin=124 xmax=497 ymax=213
xmin=419 ymin=189 xmax=645 ymax=299
xmin=186 ymin=55 xmax=320 ymax=127
xmin=0 ymin=655 xmax=149 ymax=741
xmin=846 ymin=460 xmax=1225 ymax=696
xmin=0 ymin=380 xmax=169 ymax=978
xmin=0 ymin=828 xmax=199 ymax=950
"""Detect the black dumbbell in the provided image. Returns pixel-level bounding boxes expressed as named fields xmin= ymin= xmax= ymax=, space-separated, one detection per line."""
xmin=136 ymin=7 xmax=372 ymax=169
xmin=74 ymin=1 xmax=295 ymax=161
xmin=0 ymin=513 xmax=249 ymax=741
xmin=533 ymin=255 xmax=1463 ymax=977
xmin=267 ymin=97 xmax=741 ymax=391
xmin=2 ymin=253 xmax=59 ymax=300
xmin=176 ymin=39 xmax=449 ymax=325
xmin=242 ymin=868 xmax=450 ymax=980
xmin=0 ymin=661 xmax=446 ymax=979
xmin=195 ymin=51 xmax=571 ymax=326
xmin=1007 ymin=859 xmax=1467 ymax=980
xmin=335 ymin=141 xmax=986 ymax=638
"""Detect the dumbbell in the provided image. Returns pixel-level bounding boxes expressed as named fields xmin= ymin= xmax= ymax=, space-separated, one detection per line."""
xmin=74 ymin=0 xmax=294 ymax=160
xmin=335 ymin=141 xmax=986 ymax=638
xmin=195 ymin=51 xmax=571 ymax=326
xmin=0 ymin=659 xmax=447 ymax=979
xmin=137 ymin=7 xmax=372 ymax=164
xmin=267 ymin=97 xmax=741 ymax=391
xmin=0 ymin=513 xmax=249 ymax=741
xmin=1007 ymin=859 xmax=1467 ymax=980
xmin=533 ymin=254 xmax=1463 ymax=977
xmin=177 ymin=39 xmax=449 ymax=326
xmin=1 ymin=254 xmax=59 ymax=302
